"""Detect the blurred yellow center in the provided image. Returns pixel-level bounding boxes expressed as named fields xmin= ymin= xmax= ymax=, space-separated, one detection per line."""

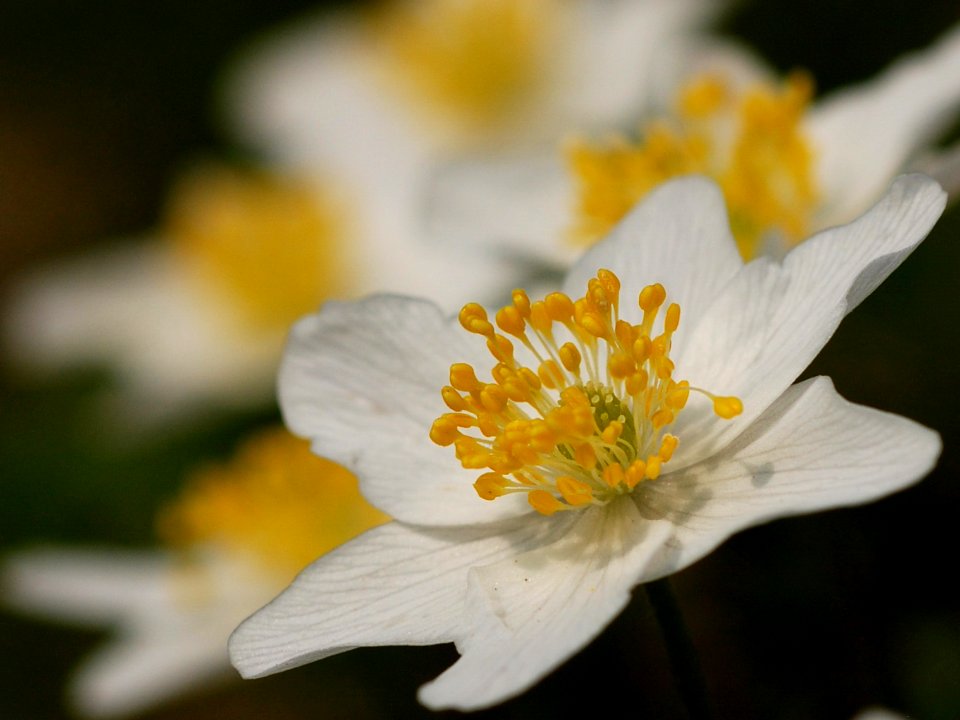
xmin=157 ymin=428 xmax=389 ymax=579
xmin=567 ymin=72 xmax=819 ymax=260
xmin=166 ymin=166 xmax=346 ymax=332
xmin=372 ymin=0 xmax=555 ymax=134
xmin=430 ymin=269 xmax=742 ymax=516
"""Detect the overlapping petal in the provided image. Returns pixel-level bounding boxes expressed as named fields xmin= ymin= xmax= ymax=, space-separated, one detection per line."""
xmin=638 ymin=376 xmax=940 ymax=581
xmin=563 ymin=176 xmax=743 ymax=349
xmin=3 ymin=547 xmax=273 ymax=718
xmin=4 ymin=243 xmax=282 ymax=421
xmin=70 ymin=625 xmax=231 ymax=719
xmin=671 ymin=174 xmax=944 ymax=466
xmin=229 ymin=515 xmax=577 ymax=679
xmin=280 ymin=295 xmax=531 ymax=525
xmin=3 ymin=549 xmax=175 ymax=625
xmin=809 ymin=24 xmax=960 ymax=225
xmin=418 ymin=503 xmax=673 ymax=710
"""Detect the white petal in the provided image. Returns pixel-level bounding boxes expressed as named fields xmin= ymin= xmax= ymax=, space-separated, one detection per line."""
xmin=423 ymin=152 xmax=576 ymax=270
xmin=223 ymin=12 xmax=434 ymax=184
xmin=564 ymin=176 xmax=743 ymax=347
xmin=653 ymin=38 xmax=776 ymax=106
xmin=69 ymin=626 xmax=230 ymax=719
xmin=912 ymin=139 xmax=960 ymax=200
xmin=558 ymin=0 xmax=720 ymax=126
xmin=4 ymin=547 xmax=278 ymax=717
xmin=640 ymin=376 xmax=940 ymax=581
xmin=808 ymin=24 xmax=960 ymax=225
xmin=229 ymin=515 xmax=575 ymax=679
xmin=279 ymin=295 xmax=530 ymax=525
xmin=418 ymin=502 xmax=674 ymax=711
xmin=223 ymin=13 xmax=511 ymax=312
xmin=4 ymin=242 xmax=282 ymax=421
xmin=672 ymin=174 xmax=945 ymax=466
xmin=2 ymin=548 xmax=175 ymax=626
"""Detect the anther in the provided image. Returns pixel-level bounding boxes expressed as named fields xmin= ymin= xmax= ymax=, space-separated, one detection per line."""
xmin=645 ymin=455 xmax=662 ymax=480
xmin=602 ymin=463 xmax=625 ymax=488
xmin=486 ymin=334 xmax=515 ymax=362
xmin=450 ymin=363 xmax=480 ymax=392
xmin=712 ymin=396 xmax=743 ymax=419
xmin=659 ymin=435 xmax=678 ymax=462
xmin=512 ymin=289 xmax=531 ymax=318
xmin=575 ymin=443 xmax=597 ymax=470
xmin=559 ymin=342 xmax=582 ymax=374
xmin=601 ymin=421 xmax=623 ymax=445
xmin=459 ymin=303 xmax=493 ymax=336
xmin=441 ymin=386 xmax=467 ymax=411
xmin=528 ymin=490 xmax=563 ymax=516
xmin=608 ymin=351 xmax=635 ymax=380
xmin=625 ymin=459 xmax=647 ymax=488
xmin=538 ymin=360 xmax=565 ymax=390
xmin=664 ymin=303 xmax=681 ymax=333
xmin=557 ymin=476 xmax=593 ymax=506
xmin=474 ymin=473 xmax=508 ymax=500
xmin=496 ymin=305 xmax=526 ymax=337
xmin=545 ymin=292 xmax=575 ymax=323
xmin=638 ymin=283 xmax=666 ymax=313
xmin=529 ymin=301 xmax=552 ymax=334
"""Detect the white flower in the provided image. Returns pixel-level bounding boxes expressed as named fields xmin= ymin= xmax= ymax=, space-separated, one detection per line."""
xmin=221 ymin=0 xmax=718 ymax=274
xmin=4 ymin=164 xmax=495 ymax=425
xmin=226 ymin=0 xmax=716 ymax=158
xmin=2 ymin=429 xmax=387 ymax=717
xmin=229 ymin=174 xmax=944 ymax=710
xmin=426 ymin=22 xmax=960 ymax=265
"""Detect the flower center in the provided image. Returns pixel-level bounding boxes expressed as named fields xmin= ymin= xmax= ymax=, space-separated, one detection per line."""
xmin=166 ymin=165 xmax=347 ymax=333
xmin=567 ymin=72 xmax=819 ymax=260
xmin=430 ymin=270 xmax=742 ymax=516
xmin=370 ymin=0 xmax=556 ymax=137
xmin=156 ymin=428 xmax=389 ymax=579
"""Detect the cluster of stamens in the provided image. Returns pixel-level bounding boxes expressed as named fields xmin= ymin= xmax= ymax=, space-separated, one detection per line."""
xmin=566 ymin=72 xmax=819 ymax=260
xmin=430 ymin=270 xmax=742 ymax=516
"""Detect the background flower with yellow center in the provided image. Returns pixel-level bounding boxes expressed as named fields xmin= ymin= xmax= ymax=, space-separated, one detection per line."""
xmin=4 ymin=159 xmax=500 ymax=427
xmin=425 ymin=21 xmax=960 ymax=269
xmin=230 ymin=174 xmax=944 ymax=711
xmin=2 ymin=427 xmax=387 ymax=718
xmin=220 ymin=0 xmax=719 ymax=289
xmin=5 ymin=164 xmax=344 ymax=424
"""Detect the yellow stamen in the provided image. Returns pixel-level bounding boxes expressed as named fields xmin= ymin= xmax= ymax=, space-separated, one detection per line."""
xmin=431 ymin=270 xmax=742 ymax=516
xmin=567 ymin=71 xmax=819 ymax=260
xmin=156 ymin=428 xmax=388 ymax=579
xmin=371 ymin=0 xmax=558 ymax=138
xmin=712 ymin=396 xmax=744 ymax=420
xmin=167 ymin=165 xmax=345 ymax=332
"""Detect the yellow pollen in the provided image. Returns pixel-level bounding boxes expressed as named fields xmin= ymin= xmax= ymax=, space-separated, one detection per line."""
xmin=678 ymin=74 xmax=729 ymax=119
xmin=431 ymin=270 xmax=742 ymax=516
xmin=156 ymin=428 xmax=389 ymax=579
xmin=167 ymin=164 xmax=346 ymax=332
xmin=712 ymin=395 xmax=744 ymax=420
xmin=371 ymin=0 xmax=558 ymax=138
xmin=566 ymin=71 xmax=820 ymax=260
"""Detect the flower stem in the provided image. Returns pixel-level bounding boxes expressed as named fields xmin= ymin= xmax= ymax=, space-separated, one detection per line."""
xmin=645 ymin=578 xmax=713 ymax=720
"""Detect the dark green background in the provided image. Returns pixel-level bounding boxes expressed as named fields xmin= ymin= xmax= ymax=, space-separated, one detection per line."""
xmin=1 ymin=1 xmax=959 ymax=718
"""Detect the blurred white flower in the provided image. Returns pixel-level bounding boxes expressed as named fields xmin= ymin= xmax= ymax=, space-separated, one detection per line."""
xmin=426 ymin=22 xmax=960 ymax=265
xmin=222 ymin=0 xmax=719 ymax=271
xmin=229 ymin=174 xmax=943 ymax=710
xmin=4 ymin=163 xmax=496 ymax=424
xmin=2 ymin=428 xmax=387 ymax=717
